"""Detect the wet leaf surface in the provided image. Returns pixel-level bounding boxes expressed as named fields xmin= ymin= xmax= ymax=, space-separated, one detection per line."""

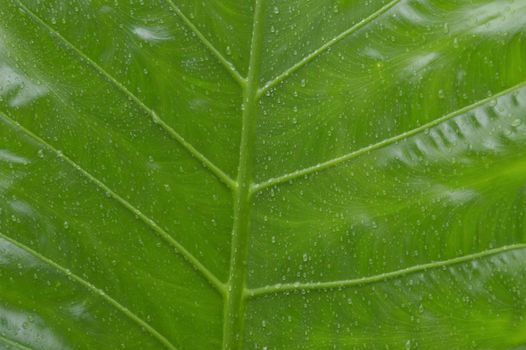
xmin=1 ymin=1 xmax=526 ymax=349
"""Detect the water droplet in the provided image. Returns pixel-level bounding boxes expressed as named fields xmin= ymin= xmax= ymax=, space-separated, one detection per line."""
xmin=152 ymin=112 xmax=161 ymax=124
xmin=512 ymin=118 xmax=522 ymax=127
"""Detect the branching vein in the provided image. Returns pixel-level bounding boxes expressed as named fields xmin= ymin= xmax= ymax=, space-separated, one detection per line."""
xmin=0 ymin=232 xmax=178 ymax=350
xmin=0 ymin=334 xmax=33 ymax=350
xmin=15 ymin=0 xmax=237 ymax=190
xmin=257 ymin=0 xmax=402 ymax=96
xmin=253 ymin=80 xmax=526 ymax=192
xmin=0 ymin=112 xmax=225 ymax=295
xmin=246 ymin=244 xmax=526 ymax=298
xmin=165 ymin=0 xmax=245 ymax=85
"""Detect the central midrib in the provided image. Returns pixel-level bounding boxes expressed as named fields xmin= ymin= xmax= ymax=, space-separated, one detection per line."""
xmin=222 ymin=1 xmax=265 ymax=349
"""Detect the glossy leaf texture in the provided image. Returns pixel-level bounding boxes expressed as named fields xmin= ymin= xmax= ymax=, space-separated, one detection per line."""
xmin=0 ymin=0 xmax=526 ymax=349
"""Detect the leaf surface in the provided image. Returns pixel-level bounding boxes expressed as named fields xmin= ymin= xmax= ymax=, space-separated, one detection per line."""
xmin=1 ymin=0 xmax=526 ymax=349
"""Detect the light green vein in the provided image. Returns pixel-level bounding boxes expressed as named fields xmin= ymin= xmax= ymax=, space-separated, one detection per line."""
xmin=246 ymin=243 xmax=526 ymax=298
xmin=164 ymin=0 xmax=246 ymax=85
xmin=257 ymin=0 xmax=402 ymax=97
xmin=0 ymin=232 xmax=178 ymax=350
xmin=253 ymin=79 xmax=526 ymax=192
xmin=222 ymin=1 xmax=265 ymax=349
xmin=0 ymin=335 xmax=33 ymax=350
xmin=14 ymin=0 xmax=236 ymax=190
xmin=0 ymin=112 xmax=225 ymax=295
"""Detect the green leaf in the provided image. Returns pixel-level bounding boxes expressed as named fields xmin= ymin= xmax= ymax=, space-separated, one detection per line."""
xmin=1 ymin=0 xmax=526 ymax=349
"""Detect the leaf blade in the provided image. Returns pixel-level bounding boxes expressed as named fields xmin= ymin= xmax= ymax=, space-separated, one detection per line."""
xmin=1 ymin=0 xmax=526 ymax=349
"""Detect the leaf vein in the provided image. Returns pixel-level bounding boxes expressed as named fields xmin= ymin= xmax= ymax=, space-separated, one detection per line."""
xmin=253 ymin=80 xmax=526 ymax=192
xmin=165 ymin=0 xmax=246 ymax=85
xmin=15 ymin=0 xmax=236 ymax=190
xmin=0 ymin=231 xmax=178 ymax=350
xmin=0 ymin=335 xmax=33 ymax=350
xmin=222 ymin=1 xmax=265 ymax=349
xmin=257 ymin=0 xmax=402 ymax=96
xmin=0 ymin=112 xmax=225 ymax=295
xmin=246 ymin=243 xmax=526 ymax=298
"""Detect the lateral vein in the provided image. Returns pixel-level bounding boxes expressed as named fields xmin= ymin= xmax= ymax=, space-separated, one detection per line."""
xmin=15 ymin=0 xmax=237 ymax=190
xmin=0 ymin=334 xmax=33 ymax=350
xmin=165 ymin=0 xmax=246 ymax=85
xmin=246 ymin=244 xmax=526 ymax=298
xmin=253 ymin=80 xmax=526 ymax=192
xmin=0 ymin=232 xmax=178 ymax=350
xmin=257 ymin=0 xmax=402 ymax=96
xmin=0 ymin=112 xmax=225 ymax=295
